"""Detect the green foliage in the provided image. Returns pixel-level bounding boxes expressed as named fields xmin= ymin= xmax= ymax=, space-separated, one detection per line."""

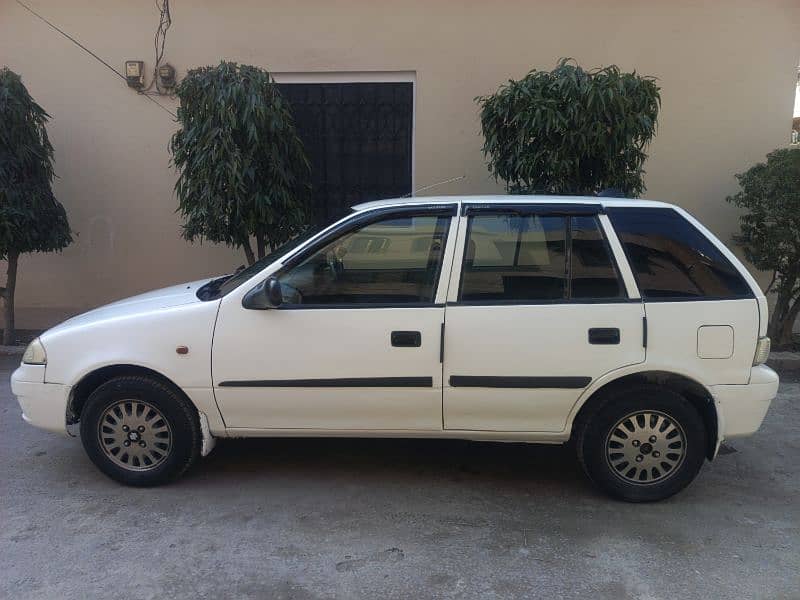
xmin=476 ymin=59 xmax=660 ymax=197
xmin=170 ymin=61 xmax=311 ymax=264
xmin=727 ymin=147 xmax=800 ymax=347
xmin=0 ymin=67 xmax=72 ymax=260
xmin=0 ymin=67 xmax=72 ymax=344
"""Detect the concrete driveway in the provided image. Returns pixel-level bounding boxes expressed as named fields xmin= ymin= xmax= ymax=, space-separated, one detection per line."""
xmin=1 ymin=354 xmax=798 ymax=599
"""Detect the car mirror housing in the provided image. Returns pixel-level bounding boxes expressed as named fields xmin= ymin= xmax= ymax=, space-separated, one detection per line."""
xmin=242 ymin=277 xmax=283 ymax=310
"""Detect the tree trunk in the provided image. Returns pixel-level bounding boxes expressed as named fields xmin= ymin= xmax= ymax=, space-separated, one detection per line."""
xmin=256 ymin=232 xmax=266 ymax=261
xmin=776 ymin=296 xmax=800 ymax=349
xmin=768 ymin=294 xmax=790 ymax=346
xmin=768 ymin=274 xmax=799 ymax=349
xmin=2 ymin=251 xmax=19 ymax=346
xmin=241 ymin=239 xmax=256 ymax=266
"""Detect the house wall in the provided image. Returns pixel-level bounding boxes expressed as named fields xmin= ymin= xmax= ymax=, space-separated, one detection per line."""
xmin=1 ymin=0 xmax=799 ymax=329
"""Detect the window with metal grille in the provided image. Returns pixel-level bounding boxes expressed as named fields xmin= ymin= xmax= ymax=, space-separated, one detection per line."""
xmin=277 ymin=82 xmax=414 ymax=225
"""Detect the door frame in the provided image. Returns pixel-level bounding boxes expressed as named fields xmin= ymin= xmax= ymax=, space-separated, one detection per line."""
xmin=210 ymin=202 xmax=461 ymax=431
xmin=440 ymin=201 xmax=647 ymax=432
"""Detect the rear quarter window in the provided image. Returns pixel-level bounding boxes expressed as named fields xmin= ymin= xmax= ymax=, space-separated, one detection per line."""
xmin=606 ymin=207 xmax=752 ymax=300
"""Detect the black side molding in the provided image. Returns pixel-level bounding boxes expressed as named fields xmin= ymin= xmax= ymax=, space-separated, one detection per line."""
xmin=449 ymin=376 xmax=591 ymax=389
xmin=219 ymin=377 xmax=433 ymax=388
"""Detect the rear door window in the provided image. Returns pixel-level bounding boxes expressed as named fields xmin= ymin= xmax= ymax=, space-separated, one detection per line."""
xmin=606 ymin=207 xmax=752 ymax=300
xmin=570 ymin=216 xmax=625 ymax=299
xmin=460 ymin=214 xmax=567 ymax=301
xmin=458 ymin=211 xmax=625 ymax=302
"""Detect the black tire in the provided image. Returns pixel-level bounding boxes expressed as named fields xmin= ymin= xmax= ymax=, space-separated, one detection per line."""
xmin=575 ymin=384 xmax=707 ymax=502
xmin=80 ymin=376 xmax=201 ymax=486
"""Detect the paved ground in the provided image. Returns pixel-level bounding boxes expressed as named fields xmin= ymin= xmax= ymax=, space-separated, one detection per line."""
xmin=1 ymin=355 xmax=798 ymax=600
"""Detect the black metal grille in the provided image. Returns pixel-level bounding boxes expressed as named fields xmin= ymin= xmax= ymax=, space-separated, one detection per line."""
xmin=277 ymin=82 xmax=413 ymax=225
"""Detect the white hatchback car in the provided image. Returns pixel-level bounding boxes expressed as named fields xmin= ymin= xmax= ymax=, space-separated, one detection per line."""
xmin=12 ymin=196 xmax=778 ymax=501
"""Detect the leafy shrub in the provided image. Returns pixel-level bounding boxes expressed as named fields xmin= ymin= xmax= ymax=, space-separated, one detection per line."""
xmin=727 ymin=147 xmax=800 ymax=348
xmin=171 ymin=61 xmax=311 ymax=265
xmin=0 ymin=67 xmax=72 ymax=345
xmin=476 ymin=59 xmax=660 ymax=197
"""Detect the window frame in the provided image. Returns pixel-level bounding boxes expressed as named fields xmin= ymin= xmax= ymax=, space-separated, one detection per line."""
xmin=452 ymin=204 xmax=634 ymax=306
xmin=263 ymin=204 xmax=458 ymax=310
xmin=606 ymin=206 xmax=756 ymax=303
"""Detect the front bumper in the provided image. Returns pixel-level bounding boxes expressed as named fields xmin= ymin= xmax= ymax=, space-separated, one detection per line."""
xmin=11 ymin=364 xmax=70 ymax=434
xmin=711 ymin=365 xmax=779 ymax=439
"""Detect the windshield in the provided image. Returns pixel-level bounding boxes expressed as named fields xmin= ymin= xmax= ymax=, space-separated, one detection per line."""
xmin=198 ymin=218 xmax=344 ymax=301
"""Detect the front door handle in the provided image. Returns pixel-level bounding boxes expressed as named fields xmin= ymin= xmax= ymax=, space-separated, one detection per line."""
xmin=391 ymin=331 xmax=422 ymax=347
xmin=588 ymin=327 xmax=620 ymax=345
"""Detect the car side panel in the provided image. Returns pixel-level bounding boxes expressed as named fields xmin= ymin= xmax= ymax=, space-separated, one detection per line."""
xmin=39 ymin=301 xmax=226 ymax=432
xmin=442 ymin=302 xmax=646 ymax=431
xmin=642 ymin=300 xmax=759 ymax=385
xmin=212 ymin=306 xmax=446 ymax=430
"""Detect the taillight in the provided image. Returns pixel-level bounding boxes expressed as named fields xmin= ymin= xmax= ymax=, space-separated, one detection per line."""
xmin=753 ymin=336 xmax=771 ymax=366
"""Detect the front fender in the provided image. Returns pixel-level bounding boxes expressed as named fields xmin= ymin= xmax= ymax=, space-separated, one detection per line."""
xmin=41 ymin=301 xmax=220 ymax=389
xmin=39 ymin=300 xmax=226 ymax=433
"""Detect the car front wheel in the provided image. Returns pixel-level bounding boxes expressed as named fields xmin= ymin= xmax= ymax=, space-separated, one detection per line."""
xmin=79 ymin=376 xmax=201 ymax=486
xmin=576 ymin=385 xmax=707 ymax=502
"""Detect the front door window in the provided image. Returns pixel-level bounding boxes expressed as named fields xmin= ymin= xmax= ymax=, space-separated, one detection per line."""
xmin=277 ymin=214 xmax=451 ymax=305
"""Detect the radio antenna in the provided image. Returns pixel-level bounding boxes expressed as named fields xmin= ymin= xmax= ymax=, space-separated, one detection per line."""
xmin=403 ymin=175 xmax=466 ymax=198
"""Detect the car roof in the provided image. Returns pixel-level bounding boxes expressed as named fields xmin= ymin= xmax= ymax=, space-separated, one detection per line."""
xmin=352 ymin=195 xmax=674 ymax=212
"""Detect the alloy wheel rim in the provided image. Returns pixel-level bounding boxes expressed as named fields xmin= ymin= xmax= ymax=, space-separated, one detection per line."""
xmin=98 ymin=400 xmax=172 ymax=471
xmin=605 ymin=410 xmax=686 ymax=485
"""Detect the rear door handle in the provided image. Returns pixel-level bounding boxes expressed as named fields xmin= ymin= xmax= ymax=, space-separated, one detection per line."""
xmin=391 ymin=331 xmax=422 ymax=347
xmin=588 ymin=328 xmax=620 ymax=345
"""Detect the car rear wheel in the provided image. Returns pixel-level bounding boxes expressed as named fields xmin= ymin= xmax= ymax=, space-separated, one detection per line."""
xmin=80 ymin=376 xmax=201 ymax=486
xmin=576 ymin=385 xmax=707 ymax=502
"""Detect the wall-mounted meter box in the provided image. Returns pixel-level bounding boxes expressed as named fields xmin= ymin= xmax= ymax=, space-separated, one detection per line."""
xmin=158 ymin=63 xmax=176 ymax=88
xmin=125 ymin=61 xmax=144 ymax=88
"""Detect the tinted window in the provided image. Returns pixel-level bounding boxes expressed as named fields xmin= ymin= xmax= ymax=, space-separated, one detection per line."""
xmin=277 ymin=215 xmax=450 ymax=305
xmin=607 ymin=207 xmax=752 ymax=299
xmin=460 ymin=215 xmax=567 ymax=301
xmin=213 ymin=221 xmax=336 ymax=298
xmin=570 ymin=216 xmax=625 ymax=299
xmin=459 ymin=213 xmax=625 ymax=302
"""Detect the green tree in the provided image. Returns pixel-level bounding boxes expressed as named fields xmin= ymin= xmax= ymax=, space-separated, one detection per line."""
xmin=476 ymin=58 xmax=660 ymax=197
xmin=0 ymin=68 xmax=72 ymax=345
xmin=170 ymin=61 xmax=311 ymax=265
xmin=727 ymin=147 xmax=800 ymax=349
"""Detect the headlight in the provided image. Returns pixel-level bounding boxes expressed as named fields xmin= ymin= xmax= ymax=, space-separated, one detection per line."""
xmin=22 ymin=337 xmax=47 ymax=365
xmin=753 ymin=336 xmax=771 ymax=366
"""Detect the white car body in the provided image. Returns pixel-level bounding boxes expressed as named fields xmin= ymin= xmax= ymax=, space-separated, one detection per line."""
xmin=12 ymin=196 xmax=778 ymax=460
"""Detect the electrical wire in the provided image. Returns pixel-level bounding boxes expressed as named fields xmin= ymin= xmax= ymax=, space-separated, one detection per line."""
xmin=140 ymin=0 xmax=173 ymax=95
xmin=154 ymin=0 xmax=173 ymax=94
xmin=14 ymin=0 xmax=176 ymax=118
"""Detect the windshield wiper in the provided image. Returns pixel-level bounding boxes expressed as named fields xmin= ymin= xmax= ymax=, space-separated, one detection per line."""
xmin=196 ymin=274 xmax=235 ymax=301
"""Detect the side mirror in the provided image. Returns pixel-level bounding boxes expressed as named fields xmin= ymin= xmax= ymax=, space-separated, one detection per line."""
xmin=266 ymin=277 xmax=284 ymax=307
xmin=242 ymin=277 xmax=283 ymax=310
